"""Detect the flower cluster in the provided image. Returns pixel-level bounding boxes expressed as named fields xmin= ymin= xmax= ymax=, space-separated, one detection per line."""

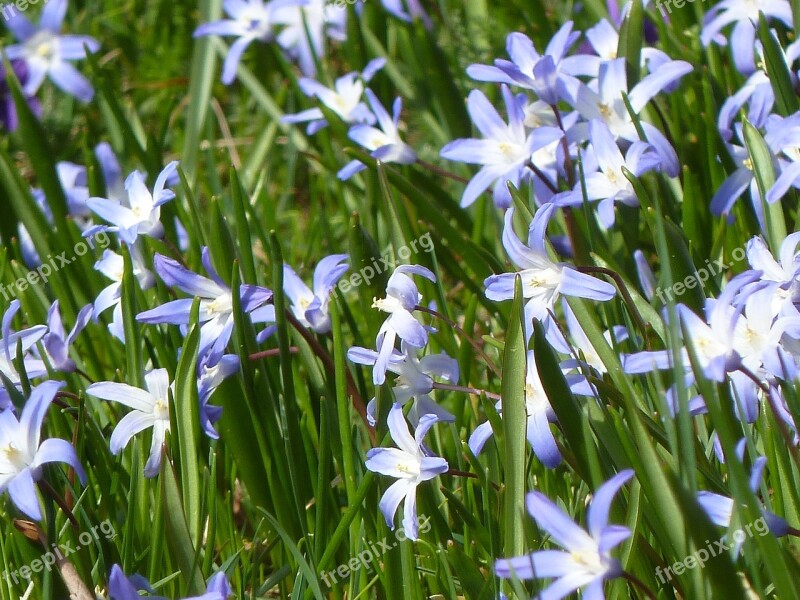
xmin=7 ymin=0 xmax=800 ymax=597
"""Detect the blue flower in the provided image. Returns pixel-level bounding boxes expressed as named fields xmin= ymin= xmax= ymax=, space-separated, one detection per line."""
xmin=494 ymin=469 xmax=635 ymax=598
xmin=365 ymin=403 xmax=448 ymax=540
xmin=0 ymin=381 xmax=86 ymax=521
xmin=4 ymin=0 xmax=100 ymax=101
xmin=469 ymin=350 xmax=592 ymax=468
xmin=698 ymin=443 xmax=790 ymax=554
xmin=37 ymin=300 xmax=93 ymax=373
xmin=108 ymin=563 xmax=232 ymax=599
xmin=743 ymin=233 xmax=800 ymax=316
xmin=558 ymin=119 xmax=660 ymax=228
xmin=338 ymin=90 xmax=417 ymax=180
xmin=87 ymin=162 xmax=179 ymax=244
xmin=765 ymin=113 xmax=800 ymax=205
xmin=251 ymin=253 xmax=349 ymax=335
xmin=194 ymin=0 xmax=290 ymax=85
xmin=380 ymin=0 xmax=431 ymax=27
xmin=484 ymin=206 xmax=616 ymax=336
xmin=271 ymin=0 xmax=347 ymax=76
xmin=197 ymin=353 xmax=240 ymax=440
xmin=467 ymin=23 xmax=598 ymax=101
xmin=93 ymin=247 xmax=156 ymax=343
xmin=717 ymin=38 xmax=800 ymax=139
xmin=348 ymin=342 xmax=458 ymax=426
xmin=86 ymin=368 xmax=173 ymax=478
xmin=560 ymin=57 xmax=692 ymax=177
xmin=440 ymin=85 xmax=563 ymax=208
xmin=369 ymin=265 xmax=436 ymax=385
xmin=0 ymin=60 xmax=41 ymax=131
xmin=137 ymin=249 xmax=272 ymax=364
xmin=701 ymin=0 xmax=792 ymax=75
xmin=282 ymin=58 xmax=385 ymax=134
xmin=0 ymin=301 xmax=48 ymax=409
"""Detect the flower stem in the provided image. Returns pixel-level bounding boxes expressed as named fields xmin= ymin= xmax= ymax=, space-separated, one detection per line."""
xmin=415 ymin=305 xmax=502 ymax=378
xmin=432 ymin=381 xmax=501 ymax=401
xmin=623 ymin=571 xmax=657 ymax=599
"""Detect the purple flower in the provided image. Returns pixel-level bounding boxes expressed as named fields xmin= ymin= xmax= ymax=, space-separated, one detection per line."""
xmin=494 ymin=470 xmax=635 ymax=598
xmin=765 ymin=113 xmax=800 ymax=205
xmin=338 ymin=90 xmax=417 ymax=180
xmin=0 ymin=381 xmax=86 ymax=521
xmin=0 ymin=60 xmax=42 ymax=131
xmin=467 ymin=23 xmax=599 ymax=100
xmin=743 ymin=233 xmax=800 ymax=317
xmin=87 ymin=162 xmax=179 ymax=244
xmin=556 ymin=301 xmax=628 ymax=378
xmin=365 ymin=403 xmax=448 ymax=540
xmin=137 ymin=249 xmax=272 ymax=363
xmin=86 ymin=368 xmax=173 ymax=478
xmin=108 ymin=563 xmax=232 ymax=599
xmin=440 ymin=85 xmax=563 ymax=208
xmin=5 ymin=0 xmax=100 ymax=101
xmin=484 ymin=206 xmax=615 ymax=337
xmin=197 ymin=353 xmax=240 ymax=440
xmin=717 ymin=38 xmax=800 ymax=139
xmin=282 ymin=58 xmax=385 ymax=134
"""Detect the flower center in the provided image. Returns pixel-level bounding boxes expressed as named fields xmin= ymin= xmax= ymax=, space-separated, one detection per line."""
xmin=497 ymin=141 xmax=521 ymax=161
xmin=2 ymin=443 xmax=27 ymax=471
xmin=152 ymin=399 xmax=169 ymax=421
xmin=571 ymin=549 xmax=603 ymax=572
xmin=395 ymin=460 xmax=420 ymax=478
xmin=27 ymin=31 xmax=56 ymax=61
xmin=372 ymin=296 xmax=404 ymax=313
xmin=207 ymin=293 xmax=233 ymax=314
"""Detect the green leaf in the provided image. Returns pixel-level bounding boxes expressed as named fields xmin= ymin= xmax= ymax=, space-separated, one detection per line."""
xmin=617 ymin=0 xmax=643 ymax=86
xmin=500 ymin=276 xmax=527 ymax=563
xmin=757 ymin=15 xmax=800 ymax=116
xmin=742 ymin=119 xmax=787 ymax=254
xmin=172 ymin=298 xmax=203 ymax=544
xmin=161 ymin=455 xmax=205 ymax=595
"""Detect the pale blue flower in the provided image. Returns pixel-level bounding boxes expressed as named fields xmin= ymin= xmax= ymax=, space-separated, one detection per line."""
xmin=0 ymin=381 xmax=86 ymax=521
xmin=365 ymin=403 xmax=448 ymax=540
xmin=440 ymin=85 xmax=563 ymax=208
xmin=4 ymin=0 xmax=100 ymax=101
xmin=495 ymin=470 xmax=635 ymax=598
xmin=86 ymin=369 xmax=173 ymax=478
